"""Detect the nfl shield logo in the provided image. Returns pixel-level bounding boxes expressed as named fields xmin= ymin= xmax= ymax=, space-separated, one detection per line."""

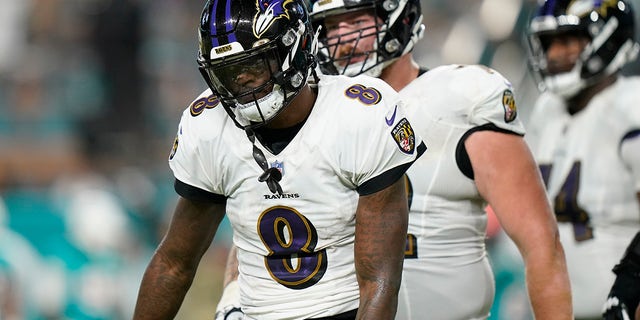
xmin=271 ymin=160 xmax=284 ymax=176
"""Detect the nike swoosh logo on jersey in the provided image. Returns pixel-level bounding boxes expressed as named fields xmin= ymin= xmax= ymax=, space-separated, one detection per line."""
xmin=386 ymin=105 xmax=398 ymax=126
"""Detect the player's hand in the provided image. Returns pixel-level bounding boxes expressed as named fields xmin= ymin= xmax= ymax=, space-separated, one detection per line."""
xmin=603 ymin=296 xmax=631 ymax=320
xmin=215 ymin=280 xmax=243 ymax=320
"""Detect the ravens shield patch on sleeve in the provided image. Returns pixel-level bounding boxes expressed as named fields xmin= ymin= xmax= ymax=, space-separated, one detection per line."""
xmin=391 ymin=118 xmax=416 ymax=154
xmin=502 ymin=90 xmax=517 ymax=123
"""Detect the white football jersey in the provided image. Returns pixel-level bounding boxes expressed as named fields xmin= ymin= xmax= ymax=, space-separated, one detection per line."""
xmin=395 ymin=64 xmax=525 ymax=320
xmin=169 ymin=74 xmax=425 ymax=320
xmin=526 ymin=76 xmax=640 ymax=318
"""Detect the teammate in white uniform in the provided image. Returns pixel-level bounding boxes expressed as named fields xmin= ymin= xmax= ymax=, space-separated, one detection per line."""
xmin=309 ymin=0 xmax=573 ymax=319
xmin=525 ymin=0 xmax=640 ymax=319
xmin=133 ymin=0 xmax=425 ymax=319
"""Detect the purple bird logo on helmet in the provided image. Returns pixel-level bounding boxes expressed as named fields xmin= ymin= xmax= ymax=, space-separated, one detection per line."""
xmin=253 ymin=0 xmax=293 ymax=37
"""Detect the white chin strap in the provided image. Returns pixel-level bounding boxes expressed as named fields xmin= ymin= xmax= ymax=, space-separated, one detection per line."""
xmin=338 ymin=32 xmax=391 ymax=77
xmin=545 ymin=38 xmax=640 ymax=100
xmin=338 ymin=55 xmax=382 ymax=77
xmin=235 ymin=86 xmax=286 ymax=123
xmin=544 ymin=68 xmax=586 ymax=99
xmin=338 ymin=53 xmax=399 ymax=78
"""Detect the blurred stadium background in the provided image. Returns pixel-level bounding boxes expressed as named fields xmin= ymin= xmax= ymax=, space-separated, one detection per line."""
xmin=0 ymin=0 xmax=638 ymax=319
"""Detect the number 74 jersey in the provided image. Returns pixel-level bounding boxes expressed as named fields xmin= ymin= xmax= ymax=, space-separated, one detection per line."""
xmin=525 ymin=77 xmax=640 ymax=236
xmin=525 ymin=76 xmax=640 ymax=316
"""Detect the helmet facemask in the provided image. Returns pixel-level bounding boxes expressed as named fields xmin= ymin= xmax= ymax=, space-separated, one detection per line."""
xmin=527 ymin=27 xmax=591 ymax=98
xmin=527 ymin=0 xmax=640 ymax=99
xmin=198 ymin=1 xmax=316 ymax=130
xmin=317 ymin=19 xmax=387 ymax=77
xmin=311 ymin=0 xmax=424 ymax=77
xmin=200 ymin=43 xmax=296 ymax=126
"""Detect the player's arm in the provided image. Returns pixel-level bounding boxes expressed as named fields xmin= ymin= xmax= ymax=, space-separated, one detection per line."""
xmin=221 ymin=245 xmax=239 ymax=286
xmin=354 ymin=178 xmax=408 ymax=319
xmin=465 ymin=130 xmax=573 ymax=319
xmin=215 ymin=245 xmax=243 ymax=320
xmin=133 ymin=196 xmax=225 ymax=319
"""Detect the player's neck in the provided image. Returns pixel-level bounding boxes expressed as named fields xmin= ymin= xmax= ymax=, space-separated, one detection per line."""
xmin=379 ymin=54 xmax=420 ymax=91
xmin=566 ymin=74 xmax=617 ymax=115
xmin=266 ymin=85 xmax=316 ymax=129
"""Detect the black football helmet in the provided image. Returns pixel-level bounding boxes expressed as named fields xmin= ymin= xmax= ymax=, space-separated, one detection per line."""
xmin=527 ymin=0 xmax=639 ymax=98
xmin=310 ymin=0 xmax=424 ymax=77
xmin=197 ymin=0 xmax=318 ymax=129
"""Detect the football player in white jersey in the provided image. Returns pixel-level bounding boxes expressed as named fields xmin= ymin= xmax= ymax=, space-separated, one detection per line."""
xmin=306 ymin=0 xmax=573 ymax=319
xmin=132 ymin=0 xmax=426 ymax=318
xmin=525 ymin=0 xmax=640 ymax=319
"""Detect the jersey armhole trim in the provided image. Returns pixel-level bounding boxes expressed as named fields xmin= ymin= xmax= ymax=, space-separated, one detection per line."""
xmin=619 ymin=129 xmax=640 ymax=151
xmin=357 ymin=141 xmax=427 ymax=195
xmin=455 ymin=123 xmax=523 ymax=180
xmin=174 ymin=179 xmax=227 ymax=204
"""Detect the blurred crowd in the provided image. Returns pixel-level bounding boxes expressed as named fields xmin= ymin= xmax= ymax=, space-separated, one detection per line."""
xmin=0 ymin=0 xmax=228 ymax=318
xmin=0 ymin=0 xmax=638 ymax=319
